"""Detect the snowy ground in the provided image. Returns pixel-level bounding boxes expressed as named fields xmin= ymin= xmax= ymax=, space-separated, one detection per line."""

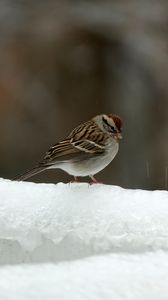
xmin=0 ymin=178 xmax=168 ymax=299
xmin=1 ymin=252 xmax=168 ymax=300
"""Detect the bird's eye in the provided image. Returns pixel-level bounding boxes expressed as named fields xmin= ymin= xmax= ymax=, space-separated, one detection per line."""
xmin=111 ymin=126 xmax=117 ymax=133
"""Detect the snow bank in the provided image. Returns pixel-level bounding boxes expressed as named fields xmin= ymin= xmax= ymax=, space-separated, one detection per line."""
xmin=0 ymin=178 xmax=168 ymax=299
xmin=0 ymin=252 xmax=168 ymax=300
xmin=0 ymin=178 xmax=167 ymax=263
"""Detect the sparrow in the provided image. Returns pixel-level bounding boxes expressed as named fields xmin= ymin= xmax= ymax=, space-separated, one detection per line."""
xmin=16 ymin=114 xmax=123 ymax=183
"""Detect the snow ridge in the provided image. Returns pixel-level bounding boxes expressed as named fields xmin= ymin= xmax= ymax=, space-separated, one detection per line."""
xmin=0 ymin=178 xmax=168 ymax=299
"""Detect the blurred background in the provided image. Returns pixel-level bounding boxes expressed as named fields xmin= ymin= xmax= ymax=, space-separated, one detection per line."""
xmin=0 ymin=0 xmax=167 ymax=190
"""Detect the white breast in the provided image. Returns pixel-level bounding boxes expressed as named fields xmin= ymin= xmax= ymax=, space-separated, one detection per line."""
xmin=49 ymin=139 xmax=119 ymax=177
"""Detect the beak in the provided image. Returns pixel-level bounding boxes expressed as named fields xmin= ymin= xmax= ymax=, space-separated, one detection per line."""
xmin=117 ymin=133 xmax=122 ymax=140
xmin=114 ymin=132 xmax=122 ymax=141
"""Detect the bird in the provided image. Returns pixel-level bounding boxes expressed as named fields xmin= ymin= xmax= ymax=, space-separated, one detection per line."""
xmin=16 ymin=114 xmax=123 ymax=183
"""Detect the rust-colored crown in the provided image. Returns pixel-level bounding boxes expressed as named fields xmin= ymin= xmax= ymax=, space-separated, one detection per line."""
xmin=108 ymin=114 xmax=123 ymax=132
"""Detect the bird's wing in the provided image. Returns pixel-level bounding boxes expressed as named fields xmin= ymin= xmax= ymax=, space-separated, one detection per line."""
xmin=70 ymin=120 xmax=107 ymax=153
xmin=40 ymin=121 xmax=107 ymax=166
xmin=41 ymin=138 xmax=83 ymax=165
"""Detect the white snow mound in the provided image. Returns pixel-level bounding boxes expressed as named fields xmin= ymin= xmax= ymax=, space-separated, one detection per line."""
xmin=0 ymin=252 xmax=168 ymax=300
xmin=0 ymin=178 xmax=168 ymax=300
xmin=0 ymin=178 xmax=167 ymax=263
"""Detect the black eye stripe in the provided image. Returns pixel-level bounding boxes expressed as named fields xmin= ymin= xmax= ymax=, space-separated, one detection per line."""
xmin=103 ymin=117 xmax=117 ymax=133
xmin=111 ymin=126 xmax=117 ymax=133
xmin=102 ymin=117 xmax=110 ymax=127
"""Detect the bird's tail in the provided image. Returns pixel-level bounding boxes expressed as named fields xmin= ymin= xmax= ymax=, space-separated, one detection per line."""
xmin=15 ymin=165 xmax=47 ymax=181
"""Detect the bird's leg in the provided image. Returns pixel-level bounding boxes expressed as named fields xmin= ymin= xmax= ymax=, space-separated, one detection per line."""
xmin=89 ymin=175 xmax=100 ymax=184
xmin=70 ymin=176 xmax=80 ymax=183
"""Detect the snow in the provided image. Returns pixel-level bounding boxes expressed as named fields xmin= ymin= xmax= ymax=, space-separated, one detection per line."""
xmin=0 ymin=252 xmax=168 ymax=300
xmin=0 ymin=178 xmax=168 ymax=299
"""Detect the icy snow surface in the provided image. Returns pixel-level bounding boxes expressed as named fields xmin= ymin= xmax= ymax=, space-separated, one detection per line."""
xmin=0 ymin=252 xmax=168 ymax=300
xmin=0 ymin=178 xmax=168 ymax=299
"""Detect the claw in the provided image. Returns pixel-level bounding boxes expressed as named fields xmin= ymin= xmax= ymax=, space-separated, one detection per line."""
xmin=89 ymin=175 xmax=101 ymax=184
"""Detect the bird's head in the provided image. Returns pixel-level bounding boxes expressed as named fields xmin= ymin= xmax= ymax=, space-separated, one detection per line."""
xmin=100 ymin=114 xmax=123 ymax=141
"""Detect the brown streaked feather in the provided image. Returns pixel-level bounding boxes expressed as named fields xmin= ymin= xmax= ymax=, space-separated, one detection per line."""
xmin=15 ymin=165 xmax=46 ymax=181
xmin=72 ymin=140 xmax=104 ymax=153
xmin=41 ymin=119 xmax=108 ymax=166
xmin=70 ymin=119 xmax=108 ymax=147
xmin=42 ymin=138 xmax=82 ymax=164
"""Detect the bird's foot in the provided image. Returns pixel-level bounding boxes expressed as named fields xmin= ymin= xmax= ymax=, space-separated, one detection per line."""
xmin=89 ymin=175 xmax=102 ymax=184
xmin=70 ymin=176 xmax=80 ymax=183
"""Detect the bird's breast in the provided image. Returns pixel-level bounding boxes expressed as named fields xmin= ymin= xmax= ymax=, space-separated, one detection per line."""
xmin=49 ymin=139 xmax=119 ymax=177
